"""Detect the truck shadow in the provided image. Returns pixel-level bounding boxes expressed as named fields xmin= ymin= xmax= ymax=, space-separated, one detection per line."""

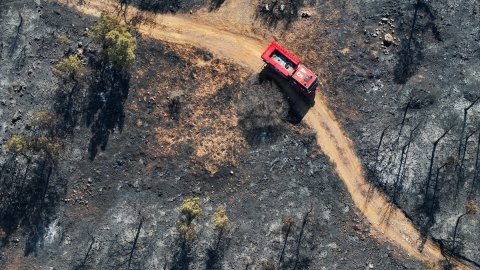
xmin=259 ymin=66 xmax=315 ymax=124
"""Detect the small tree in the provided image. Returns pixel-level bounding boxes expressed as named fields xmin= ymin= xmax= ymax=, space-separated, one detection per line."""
xmin=261 ymin=259 xmax=277 ymax=270
xmin=31 ymin=111 xmax=57 ymax=132
xmin=452 ymin=200 xmax=479 ymax=250
xmin=5 ymin=135 xmax=28 ymax=155
xmin=212 ymin=206 xmax=229 ymax=231
xmin=91 ymin=15 xmax=136 ymax=70
xmin=177 ymin=197 xmax=202 ymax=241
xmin=104 ymin=29 xmax=136 ymax=69
xmin=31 ymin=136 xmax=62 ymax=160
xmin=279 ymin=216 xmax=296 ymax=264
xmin=180 ymin=197 xmax=202 ymax=223
xmin=52 ymin=54 xmax=86 ymax=82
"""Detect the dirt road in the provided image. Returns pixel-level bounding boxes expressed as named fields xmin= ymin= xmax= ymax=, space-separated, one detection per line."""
xmin=62 ymin=0 xmax=470 ymax=268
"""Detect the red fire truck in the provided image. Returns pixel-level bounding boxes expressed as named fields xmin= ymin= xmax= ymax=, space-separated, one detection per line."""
xmin=261 ymin=41 xmax=318 ymax=95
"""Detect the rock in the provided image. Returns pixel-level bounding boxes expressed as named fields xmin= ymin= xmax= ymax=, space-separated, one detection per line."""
xmin=301 ymin=12 xmax=311 ymax=18
xmin=381 ymin=17 xmax=388 ymax=23
xmin=203 ymin=53 xmax=212 ymax=61
xmin=383 ymin=33 xmax=394 ymax=45
xmin=12 ymin=110 xmax=22 ymax=123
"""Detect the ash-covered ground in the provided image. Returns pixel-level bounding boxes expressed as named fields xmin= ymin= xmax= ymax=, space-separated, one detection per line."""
xmin=276 ymin=0 xmax=480 ymax=265
xmin=0 ymin=1 xmax=426 ymax=269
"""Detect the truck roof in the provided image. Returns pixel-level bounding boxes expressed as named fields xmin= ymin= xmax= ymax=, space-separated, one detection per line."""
xmin=291 ymin=64 xmax=318 ymax=91
xmin=261 ymin=41 xmax=301 ymax=77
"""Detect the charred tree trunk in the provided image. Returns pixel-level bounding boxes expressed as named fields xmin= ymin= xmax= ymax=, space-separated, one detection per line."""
xmin=80 ymin=235 xmax=95 ymax=268
xmin=430 ymin=163 xmax=447 ymax=215
xmin=393 ymin=144 xmax=407 ymax=203
xmin=393 ymin=122 xmax=420 ymax=202
xmin=471 ymin=131 xmax=480 ymax=195
xmin=395 ymin=101 xmax=411 ymax=146
xmin=425 ymin=130 xmax=450 ymax=200
xmin=457 ymin=130 xmax=476 ymax=195
xmin=18 ymin=157 xmax=32 ymax=195
xmin=452 ymin=213 xmax=467 ymax=251
xmin=457 ymin=98 xmax=479 ymax=162
xmin=293 ymin=205 xmax=312 ymax=270
xmin=279 ymin=222 xmax=293 ymax=264
xmin=375 ymin=125 xmax=389 ymax=169
xmin=127 ymin=215 xmax=144 ymax=270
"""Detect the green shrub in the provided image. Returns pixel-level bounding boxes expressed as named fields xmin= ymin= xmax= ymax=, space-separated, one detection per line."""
xmin=52 ymin=54 xmax=86 ymax=81
xmin=466 ymin=200 xmax=479 ymax=215
xmin=261 ymin=259 xmax=277 ymax=270
xmin=31 ymin=136 xmax=61 ymax=159
xmin=91 ymin=15 xmax=136 ymax=69
xmin=31 ymin=111 xmax=56 ymax=130
xmin=212 ymin=206 xmax=229 ymax=230
xmin=177 ymin=222 xmax=196 ymax=241
xmin=55 ymin=34 xmax=70 ymax=45
xmin=5 ymin=135 xmax=28 ymax=155
xmin=180 ymin=197 xmax=202 ymax=221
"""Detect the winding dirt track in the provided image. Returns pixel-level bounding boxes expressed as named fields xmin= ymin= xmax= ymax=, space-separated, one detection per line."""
xmin=62 ymin=1 xmax=471 ymax=268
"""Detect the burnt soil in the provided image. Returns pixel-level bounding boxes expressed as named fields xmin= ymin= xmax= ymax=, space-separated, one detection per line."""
xmin=0 ymin=1 xmax=424 ymax=269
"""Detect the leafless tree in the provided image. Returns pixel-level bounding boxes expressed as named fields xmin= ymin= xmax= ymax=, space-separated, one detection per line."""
xmin=293 ymin=204 xmax=312 ymax=270
xmin=452 ymin=200 xmax=478 ymax=251
xmin=456 ymin=96 xmax=479 ymax=166
xmin=279 ymin=216 xmax=295 ymax=265
xmin=127 ymin=212 xmax=145 ymax=270
xmin=393 ymin=121 xmax=422 ymax=202
xmin=424 ymin=112 xmax=458 ymax=200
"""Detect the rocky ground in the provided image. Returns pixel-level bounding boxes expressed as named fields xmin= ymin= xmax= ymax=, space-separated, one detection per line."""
xmin=287 ymin=0 xmax=480 ymax=265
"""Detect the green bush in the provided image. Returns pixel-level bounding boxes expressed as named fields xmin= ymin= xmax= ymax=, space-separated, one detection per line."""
xmin=91 ymin=15 xmax=136 ymax=69
xmin=52 ymin=54 xmax=86 ymax=81
xmin=55 ymin=34 xmax=70 ymax=45
xmin=177 ymin=222 xmax=196 ymax=241
xmin=5 ymin=135 xmax=28 ymax=155
xmin=180 ymin=197 xmax=202 ymax=221
xmin=31 ymin=136 xmax=61 ymax=159
xmin=212 ymin=206 xmax=229 ymax=230
xmin=31 ymin=111 xmax=56 ymax=130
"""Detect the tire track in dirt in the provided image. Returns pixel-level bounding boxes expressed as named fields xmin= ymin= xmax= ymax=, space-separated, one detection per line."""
xmin=61 ymin=1 xmax=471 ymax=268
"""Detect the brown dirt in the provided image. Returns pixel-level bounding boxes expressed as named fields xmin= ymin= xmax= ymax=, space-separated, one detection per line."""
xmin=59 ymin=0 xmax=472 ymax=268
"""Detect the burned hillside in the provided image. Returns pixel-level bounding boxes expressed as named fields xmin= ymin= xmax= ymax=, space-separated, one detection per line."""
xmin=1 ymin=0 xmax=479 ymax=269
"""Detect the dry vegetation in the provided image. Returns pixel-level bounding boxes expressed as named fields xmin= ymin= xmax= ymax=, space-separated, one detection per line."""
xmin=131 ymin=42 xmax=252 ymax=173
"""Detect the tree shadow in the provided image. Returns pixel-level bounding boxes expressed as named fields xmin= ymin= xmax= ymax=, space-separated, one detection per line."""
xmin=393 ymin=0 xmax=441 ymax=84
xmin=205 ymin=230 xmax=230 ymax=270
xmin=170 ymin=239 xmax=194 ymax=270
xmin=0 ymin=155 xmax=63 ymax=256
xmin=209 ymin=0 xmax=225 ymax=11
xmin=53 ymin=81 xmax=84 ymax=137
xmin=259 ymin=66 xmax=315 ymax=124
xmin=86 ymin=63 xmax=130 ymax=160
